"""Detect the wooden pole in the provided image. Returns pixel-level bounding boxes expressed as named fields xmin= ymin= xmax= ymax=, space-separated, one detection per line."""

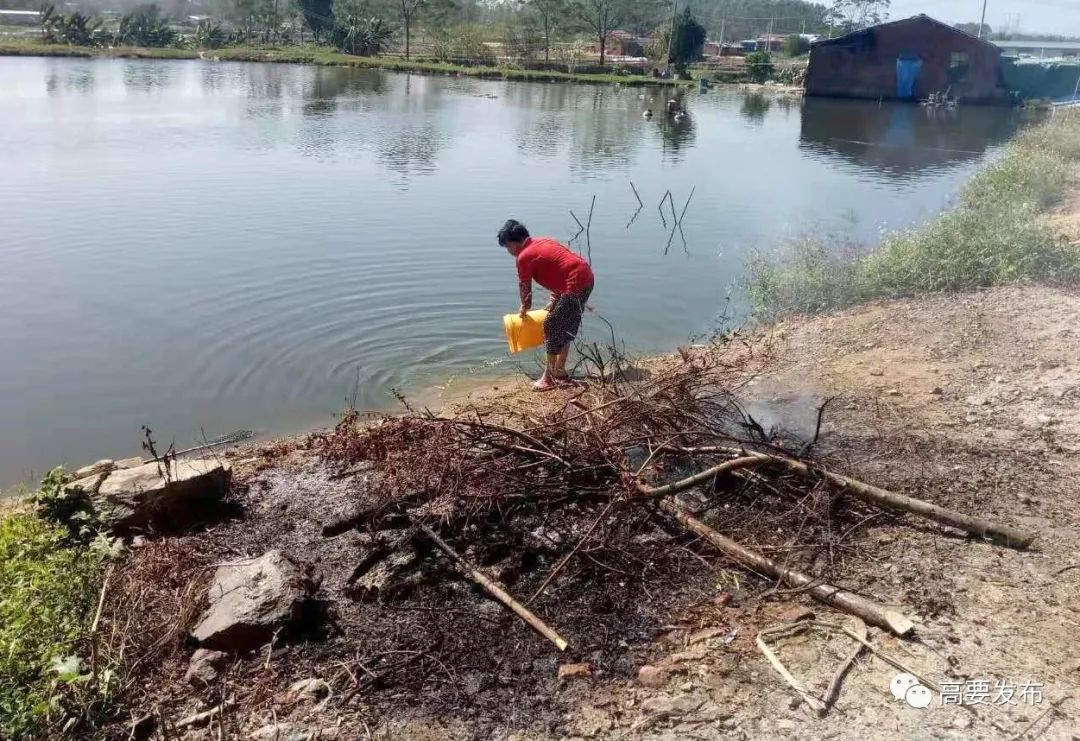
xmin=659 ymin=499 xmax=916 ymax=636
xmin=763 ymin=454 xmax=1036 ymax=549
xmin=417 ymin=523 xmax=569 ymax=651
xmin=665 ymin=1 xmax=678 ymax=77
xmin=665 ymin=447 xmax=1036 ymax=549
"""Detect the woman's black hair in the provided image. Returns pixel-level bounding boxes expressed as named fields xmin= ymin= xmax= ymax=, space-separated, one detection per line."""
xmin=497 ymin=219 xmax=530 ymax=247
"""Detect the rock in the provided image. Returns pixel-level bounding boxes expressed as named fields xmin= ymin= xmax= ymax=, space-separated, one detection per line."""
xmin=638 ymin=665 xmax=670 ymax=688
xmin=1062 ymin=657 xmax=1080 ymax=674
xmin=191 ymin=550 xmax=312 ymax=652
xmin=74 ymin=459 xmax=114 ymax=479
xmin=95 ymin=458 xmax=230 ymax=533
xmin=184 ymin=649 xmax=228 ymax=688
xmin=640 ymin=695 xmax=704 ymax=717
xmin=115 ymin=456 xmax=145 ymax=470
xmin=885 ymin=388 xmax=901 ymax=396
xmin=869 ymin=369 xmax=884 ymax=377
xmin=778 ymin=606 xmax=814 ymax=622
xmin=558 ymin=663 xmax=593 ymax=680
xmin=349 ymin=552 xmax=418 ymax=601
xmin=65 ymin=471 xmax=108 ymax=496
xmin=666 ymin=647 xmax=708 ymax=665
xmin=284 ymin=677 xmax=330 ymax=704
xmin=250 ymin=724 xmax=339 ymax=741
xmin=931 ymin=387 xmax=944 ymax=395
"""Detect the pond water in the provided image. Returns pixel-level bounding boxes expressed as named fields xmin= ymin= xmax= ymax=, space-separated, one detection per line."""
xmin=0 ymin=57 xmax=1024 ymax=486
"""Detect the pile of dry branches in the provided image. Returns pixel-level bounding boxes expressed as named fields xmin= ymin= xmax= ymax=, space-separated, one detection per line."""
xmin=312 ymin=338 xmax=1034 ymax=648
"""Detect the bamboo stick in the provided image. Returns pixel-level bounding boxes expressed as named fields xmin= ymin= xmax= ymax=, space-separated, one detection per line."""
xmin=416 ymin=523 xmax=569 ymax=651
xmin=659 ymin=500 xmax=916 ymax=636
xmin=635 ymin=456 xmax=767 ymax=499
xmin=667 ymin=446 xmax=1036 ymax=549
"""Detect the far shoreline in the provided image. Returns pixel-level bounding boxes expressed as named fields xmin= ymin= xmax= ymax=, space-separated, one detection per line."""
xmin=0 ymin=41 xmax=706 ymax=88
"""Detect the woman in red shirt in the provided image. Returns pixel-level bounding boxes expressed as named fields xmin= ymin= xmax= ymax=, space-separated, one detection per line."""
xmin=499 ymin=219 xmax=595 ymax=391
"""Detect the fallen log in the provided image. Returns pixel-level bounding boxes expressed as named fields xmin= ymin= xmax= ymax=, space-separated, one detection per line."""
xmin=667 ymin=446 xmax=1036 ymax=549
xmin=659 ymin=499 xmax=916 ymax=636
xmin=416 ymin=522 xmax=569 ymax=651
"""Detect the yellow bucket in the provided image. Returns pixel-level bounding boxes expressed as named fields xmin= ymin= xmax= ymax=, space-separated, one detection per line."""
xmin=503 ymin=310 xmax=548 ymax=354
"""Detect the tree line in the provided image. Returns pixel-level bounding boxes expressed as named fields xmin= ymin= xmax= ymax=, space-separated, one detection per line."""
xmin=29 ymin=0 xmax=892 ymax=65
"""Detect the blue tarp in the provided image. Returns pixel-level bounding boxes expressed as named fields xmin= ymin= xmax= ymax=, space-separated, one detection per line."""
xmin=896 ymin=57 xmax=923 ymax=99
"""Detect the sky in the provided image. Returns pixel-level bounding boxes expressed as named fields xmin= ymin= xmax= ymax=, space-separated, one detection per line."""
xmin=886 ymin=0 xmax=1080 ymax=36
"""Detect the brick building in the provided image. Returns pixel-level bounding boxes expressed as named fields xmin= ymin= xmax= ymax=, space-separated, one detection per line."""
xmin=806 ymin=15 xmax=1009 ymax=105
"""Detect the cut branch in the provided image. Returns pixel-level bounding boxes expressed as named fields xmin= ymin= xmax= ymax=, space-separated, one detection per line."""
xmin=416 ymin=522 xmax=569 ymax=651
xmin=659 ymin=499 xmax=916 ymax=636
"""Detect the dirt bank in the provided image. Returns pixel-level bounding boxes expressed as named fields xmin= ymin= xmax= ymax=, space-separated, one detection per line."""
xmin=98 ymin=281 xmax=1080 ymax=741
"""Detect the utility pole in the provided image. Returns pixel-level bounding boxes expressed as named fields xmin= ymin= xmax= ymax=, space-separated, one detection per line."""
xmin=978 ymin=0 xmax=988 ymax=39
xmin=766 ymin=17 xmax=774 ymax=52
xmin=718 ymin=16 xmax=726 ymax=46
xmin=665 ymin=0 xmax=678 ymax=76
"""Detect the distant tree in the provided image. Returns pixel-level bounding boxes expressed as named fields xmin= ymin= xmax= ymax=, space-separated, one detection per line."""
xmin=398 ymin=0 xmax=426 ymax=58
xmin=826 ymin=0 xmax=888 ymax=32
xmin=785 ymin=33 xmax=811 ymax=55
xmin=572 ymin=0 xmax=635 ymax=66
xmin=745 ymin=50 xmax=773 ymax=83
xmin=298 ymin=0 xmax=334 ymax=41
xmin=669 ymin=7 xmax=705 ymax=71
xmin=954 ymin=21 xmax=991 ymax=38
xmin=527 ymin=0 xmax=566 ymax=64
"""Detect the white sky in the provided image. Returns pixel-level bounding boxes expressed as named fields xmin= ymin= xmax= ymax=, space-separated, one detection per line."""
xmin=886 ymin=0 xmax=1080 ymax=36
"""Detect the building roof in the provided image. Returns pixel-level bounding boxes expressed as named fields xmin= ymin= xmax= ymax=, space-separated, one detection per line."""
xmin=814 ymin=14 xmax=999 ymax=52
xmin=995 ymin=40 xmax=1080 ymax=51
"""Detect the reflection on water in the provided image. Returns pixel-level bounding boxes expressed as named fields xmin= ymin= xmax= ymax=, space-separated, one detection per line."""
xmin=0 ymin=58 xmax=1024 ymax=485
xmin=741 ymin=93 xmax=772 ymax=124
xmin=799 ymin=97 xmax=1023 ymax=178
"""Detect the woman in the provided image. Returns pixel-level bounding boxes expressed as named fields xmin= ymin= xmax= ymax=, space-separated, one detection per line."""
xmin=498 ymin=219 xmax=595 ymax=391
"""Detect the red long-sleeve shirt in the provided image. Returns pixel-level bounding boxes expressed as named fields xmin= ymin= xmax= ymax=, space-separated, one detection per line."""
xmin=515 ymin=237 xmax=594 ymax=306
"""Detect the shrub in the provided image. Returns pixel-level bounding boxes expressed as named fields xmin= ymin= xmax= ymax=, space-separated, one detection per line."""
xmin=0 ymin=513 xmax=100 ymax=734
xmin=194 ymin=20 xmax=229 ymax=49
xmin=745 ymin=50 xmax=774 ymax=83
xmin=114 ymin=5 xmax=180 ymax=48
xmin=744 ymin=116 xmax=1080 ymax=318
xmin=39 ymin=5 xmax=107 ymax=47
xmin=785 ymin=34 xmax=811 ymax=56
xmin=331 ymin=15 xmax=394 ymax=56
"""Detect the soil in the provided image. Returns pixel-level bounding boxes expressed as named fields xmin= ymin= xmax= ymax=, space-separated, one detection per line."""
xmin=107 ymin=282 xmax=1080 ymax=741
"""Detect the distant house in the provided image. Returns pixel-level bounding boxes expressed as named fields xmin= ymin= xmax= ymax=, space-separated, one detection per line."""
xmin=994 ymin=39 xmax=1080 ymax=59
xmin=806 ymin=15 xmax=1009 ymax=105
xmin=595 ymin=30 xmax=647 ymax=59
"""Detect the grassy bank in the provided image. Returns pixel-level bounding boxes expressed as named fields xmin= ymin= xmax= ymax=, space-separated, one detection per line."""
xmin=747 ymin=114 xmax=1080 ymax=318
xmin=0 ymin=472 xmax=117 ymax=737
xmin=0 ymin=40 xmax=691 ymax=87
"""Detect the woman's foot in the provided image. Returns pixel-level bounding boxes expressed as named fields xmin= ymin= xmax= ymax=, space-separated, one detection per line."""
xmin=533 ymin=375 xmax=558 ymax=392
xmin=552 ymin=370 xmax=571 ymax=382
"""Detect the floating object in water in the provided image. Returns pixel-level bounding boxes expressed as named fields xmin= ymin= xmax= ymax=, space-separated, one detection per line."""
xmin=643 ymin=109 xmax=654 ymax=118
xmin=503 ymin=310 xmax=548 ymax=354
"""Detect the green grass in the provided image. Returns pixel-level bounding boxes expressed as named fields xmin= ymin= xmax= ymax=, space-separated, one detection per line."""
xmin=746 ymin=114 xmax=1080 ymax=318
xmin=0 ymin=472 xmax=113 ymax=737
xmin=0 ymin=40 xmax=689 ymax=87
